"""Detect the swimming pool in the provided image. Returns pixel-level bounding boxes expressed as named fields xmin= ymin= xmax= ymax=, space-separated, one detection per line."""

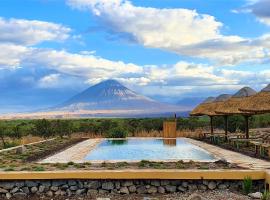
xmin=85 ymin=138 xmax=216 ymax=161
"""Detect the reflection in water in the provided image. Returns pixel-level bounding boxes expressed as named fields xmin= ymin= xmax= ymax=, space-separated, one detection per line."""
xmin=163 ymin=139 xmax=176 ymax=146
xmin=108 ymin=140 xmax=128 ymax=145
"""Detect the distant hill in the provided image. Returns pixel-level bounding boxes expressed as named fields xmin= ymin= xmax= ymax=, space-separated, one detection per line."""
xmin=176 ymin=97 xmax=206 ymax=109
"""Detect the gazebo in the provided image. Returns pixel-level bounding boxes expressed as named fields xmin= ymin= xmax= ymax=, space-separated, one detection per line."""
xmin=190 ymin=94 xmax=232 ymax=136
xmin=240 ymin=84 xmax=270 ymax=114
xmin=215 ymin=87 xmax=257 ymax=139
xmin=190 ymin=97 xmax=216 ymax=134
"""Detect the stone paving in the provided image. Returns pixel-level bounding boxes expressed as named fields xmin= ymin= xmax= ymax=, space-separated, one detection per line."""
xmin=185 ymin=138 xmax=270 ymax=170
xmin=40 ymin=139 xmax=101 ymax=163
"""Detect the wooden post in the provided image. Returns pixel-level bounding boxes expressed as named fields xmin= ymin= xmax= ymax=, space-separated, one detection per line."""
xmin=224 ymin=115 xmax=228 ymax=141
xmin=210 ymin=116 xmax=214 ymax=135
xmin=245 ymin=115 xmax=250 ymax=139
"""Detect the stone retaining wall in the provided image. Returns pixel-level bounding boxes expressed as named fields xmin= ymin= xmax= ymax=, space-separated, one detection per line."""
xmin=0 ymin=179 xmax=264 ymax=199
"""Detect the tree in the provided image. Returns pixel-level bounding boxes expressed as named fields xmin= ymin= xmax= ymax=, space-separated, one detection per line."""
xmin=0 ymin=122 xmax=8 ymax=147
xmin=34 ymin=119 xmax=53 ymax=138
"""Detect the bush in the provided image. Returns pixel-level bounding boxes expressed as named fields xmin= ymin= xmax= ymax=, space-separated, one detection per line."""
xmin=106 ymin=127 xmax=128 ymax=138
xmin=261 ymin=190 xmax=270 ymax=200
xmin=242 ymin=176 xmax=253 ymax=194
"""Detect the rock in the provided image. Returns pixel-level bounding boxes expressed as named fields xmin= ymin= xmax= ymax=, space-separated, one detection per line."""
xmin=61 ymin=184 xmax=69 ymax=189
xmin=52 ymin=180 xmax=66 ymax=187
xmin=31 ymin=186 xmax=38 ymax=193
xmin=208 ymin=181 xmax=217 ymax=190
xmin=137 ymin=186 xmax=147 ymax=194
xmin=165 ymin=185 xmax=177 ymax=193
xmin=5 ymin=193 xmax=12 ymax=199
xmin=38 ymin=185 xmax=45 ymax=193
xmin=46 ymin=191 xmax=53 ymax=197
xmin=16 ymin=146 xmax=27 ymax=154
xmin=66 ymin=189 xmax=72 ymax=196
xmin=115 ymin=181 xmax=121 ymax=189
xmin=187 ymin=193 xmax=205 ymax=200
xmin=248 ymin=192 xmax=262 ymax=199
xmin=55 ymin=190 xmax=62 ymax=196
xmin=87 ymin=189 xmax=98 ymax=196
xmin=151 ymin=180 xmax=160 ymax=187
xmin=218 ymin=184 xmax=228 ymax=189
xmin=76 ymin=189 xmax=86 ymax=195
xmin=0 ymin=182 xmax=15 ymax=190
xmin=102 ymin=182 xmax=114 ymax=190
xmin=182 ymin=181 xmax=188 ymax=187
xmin=25 ymin=181 xmax=38 ymax=188
xmin=160 ymin=180 xmax=170 ymax=186
xmin=98 ymin=189 xmax=109 ymax=194
xmin=188 ymin=184 xmax=198 ymax=191
xmin=202 ymin=180 xmax=209 ymax=186
xmin=68 ymin=180 xmax=77 ymax=186
xmin=15 ymin=182 xmax=25 ymax=188
xmin=158 ymin=186 xmax=165 ymax=194
xmin=121 ymin=181 xmax=133 ymax=187
xmin=70 ymin=185 xmax=78 ymax=191
xmin=198 ymin=184 xmax=207 ymax=191
xmin=120 ymin=187 xmax=129 ymax=194
xmin=10 ymin=187 xmax=19 ymax=194
xmin=0 ymin=188 xmax=9 ymax=193
xmin=87 ymin=181 xmax=101 ymax=189
xmin=96 ymin=198 xmax=110 ymax=200
xmin=51 ymin=186 xmax=58 ymax=191
xmin=13 ymin=192 xmax=27 ymax=198
xmin=128 ymin=185 xmax=137 ymax=193
xmin=147 ymin=186 xmax=157 ymax=194
xmin=177 ymin=186 xmax=187 ymax=192
xmin=21 ymin=187 xmax=30 ymax=194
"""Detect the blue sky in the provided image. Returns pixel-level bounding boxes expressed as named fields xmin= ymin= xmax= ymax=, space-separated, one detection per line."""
xmin=0 ymin=0 xmax=270 ymax=113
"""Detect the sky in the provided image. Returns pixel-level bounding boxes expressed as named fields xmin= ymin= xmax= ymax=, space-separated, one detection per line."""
xmin=0 ymin=0 xmax=270 ymax=113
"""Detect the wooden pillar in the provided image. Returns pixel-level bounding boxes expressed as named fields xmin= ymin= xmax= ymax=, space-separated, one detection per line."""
xmin=210 ymin=116 xmax=214 ymax=135
xmin=244 ymin=115 xmax=250 ymax=139
xmin=224 ymin=115 xmax=228 ymax=141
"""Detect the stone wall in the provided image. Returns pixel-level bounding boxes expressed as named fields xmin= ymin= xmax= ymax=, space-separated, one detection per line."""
xmin=0 ymin=179 xmax=264 ymax=199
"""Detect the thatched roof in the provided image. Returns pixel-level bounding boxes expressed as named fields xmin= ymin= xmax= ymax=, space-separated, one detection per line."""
xmin=215 ymin=87 xmax=257 ymax=115
xmin=190 ymin=97 xmax=216 ymax=116
xmin=239 ymin=84 xmax=270 ymax=114
xmin=190 ymin=94 xmax=231 ymax=116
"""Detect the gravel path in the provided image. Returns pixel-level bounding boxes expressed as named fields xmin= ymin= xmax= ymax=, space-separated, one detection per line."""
xmin=20 ymin=190 xmax=251 ymax=200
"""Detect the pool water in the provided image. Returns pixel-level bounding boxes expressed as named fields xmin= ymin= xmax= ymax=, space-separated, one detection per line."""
xmin=85 ymin=139 xmax=215 ymax=161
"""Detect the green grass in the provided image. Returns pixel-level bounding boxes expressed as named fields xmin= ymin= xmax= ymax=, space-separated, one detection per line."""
xmin=242 ymin=176 xmax=253 ymax=194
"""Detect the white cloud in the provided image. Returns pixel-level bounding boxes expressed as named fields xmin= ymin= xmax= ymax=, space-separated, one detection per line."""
xmin=0 ymin=17 xmax=71 ymax=46
xmin=67 ymin=0 xmax=270 ymax=66
xmin=38 ymin=74 xmax=61 ymax=88
xmin=0 ymin=44 xmax=31 ymax=69
xmin=67 ymin=0 xmax=222 ymax=47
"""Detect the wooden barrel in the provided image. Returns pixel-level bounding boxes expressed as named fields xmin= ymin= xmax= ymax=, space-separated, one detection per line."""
xmin=163 ymin=121 xmax=177 ymax=138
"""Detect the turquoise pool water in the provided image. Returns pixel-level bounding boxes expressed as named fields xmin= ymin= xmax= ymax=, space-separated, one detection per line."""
xmin=85 ymin=139 xmax=215 ymax=161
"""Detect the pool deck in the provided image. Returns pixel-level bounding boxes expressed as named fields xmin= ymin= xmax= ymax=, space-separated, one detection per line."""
xmin=40 ymin=139 xmax=101 ymax=163
xmin=185 ymin=138 xmax=270 ymax=170
xmin=40 ymin=137 xmax=270 ymax=170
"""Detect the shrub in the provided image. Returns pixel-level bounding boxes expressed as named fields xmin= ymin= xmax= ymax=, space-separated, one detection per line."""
xmin=242 ymin=176 xmax=253 ymax=194
xmin=106 ymin=127 xmax=128 ymax=138
xmin=261 ymin=190 xmax=270 ymax=200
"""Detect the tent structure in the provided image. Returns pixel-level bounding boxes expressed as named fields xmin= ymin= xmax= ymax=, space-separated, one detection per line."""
xmin=215 ymin=87 xmax=257 ymax=139
xmin=190 ymin=94 xmax=232 ymax=136
xmin=239 ymin=84 xmax=270 ymax=114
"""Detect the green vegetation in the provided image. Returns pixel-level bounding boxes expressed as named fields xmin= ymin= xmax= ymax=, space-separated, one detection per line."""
xmin=106 ymin=127 xmax=128 ymax=138
xmin=261 ymin=190 xmax=270 ymax=200
xmin=242 ymin=176 xmax=253 ymax=194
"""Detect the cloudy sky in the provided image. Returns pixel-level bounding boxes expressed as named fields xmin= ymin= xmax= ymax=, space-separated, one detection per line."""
xmin=0 ymin=0 xmax=270 ymax=113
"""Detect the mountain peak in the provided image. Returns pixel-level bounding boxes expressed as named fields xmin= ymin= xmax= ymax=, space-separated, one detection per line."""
xmin=97 ymin=79 xmax=123 ymax=87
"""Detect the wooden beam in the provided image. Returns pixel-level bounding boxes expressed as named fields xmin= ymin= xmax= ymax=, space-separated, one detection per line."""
xmin=224 ymin=115 xmax=228 ymax=141
xmin=210 ymin=116 xmax=214 ymax=135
